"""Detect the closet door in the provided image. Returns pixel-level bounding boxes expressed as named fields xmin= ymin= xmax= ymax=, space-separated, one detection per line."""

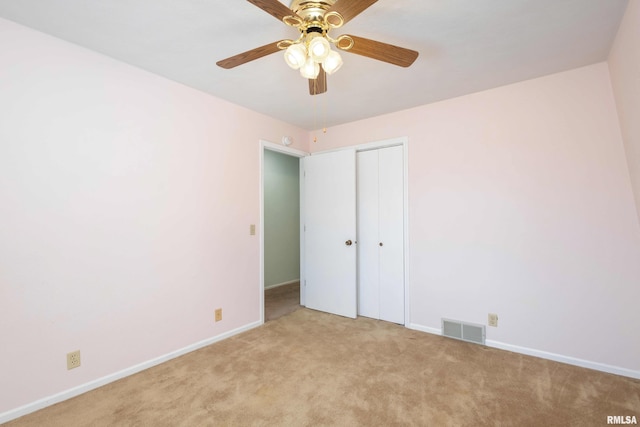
xmin=357 ymin=145 xmax=404 ymax=324
xmin=378 ymin=145 xmax=404 ymax=324
xmin=357 ymin=150 xmax=379 ymax=319
xmin=304 ymin=149 xmax=357 ymax=318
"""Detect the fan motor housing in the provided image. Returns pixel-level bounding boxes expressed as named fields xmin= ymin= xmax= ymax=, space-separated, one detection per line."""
xmin=290 ymin=0 xmax=336 ymax=21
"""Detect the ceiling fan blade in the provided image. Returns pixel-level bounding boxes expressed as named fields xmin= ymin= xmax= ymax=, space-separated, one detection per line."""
xmin=309 ymin=66 xmax=327 ymax=95
xmin=247 ymin=0 xmax=300 ymax=21
xmin=338 ymin=35 xmax=419 ymax=67
xmin=216 ymin=41 xmax=283 ymax=69
xmin=326 ymin=0 xmax=379 ymax=25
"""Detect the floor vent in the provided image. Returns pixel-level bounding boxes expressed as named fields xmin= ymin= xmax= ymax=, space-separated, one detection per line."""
xmin=441 ymin=318 xmax=485 ymax=345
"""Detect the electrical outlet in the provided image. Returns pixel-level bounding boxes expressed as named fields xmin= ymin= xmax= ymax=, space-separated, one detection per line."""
xmin=488 ymin=313 xmax=498 ymax=327
xmin=67 ymin=350 xmax=81 ymax=370
xmin=215 ymin=308 xmax=223 ymax=322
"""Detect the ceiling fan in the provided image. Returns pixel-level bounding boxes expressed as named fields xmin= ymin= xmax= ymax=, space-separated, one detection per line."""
xmin=216 ymin=0 xmax=419 ymax=96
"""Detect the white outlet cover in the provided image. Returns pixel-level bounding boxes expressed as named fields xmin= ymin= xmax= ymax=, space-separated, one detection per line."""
xmin=488 ymin=313 xmax=498 ymax=327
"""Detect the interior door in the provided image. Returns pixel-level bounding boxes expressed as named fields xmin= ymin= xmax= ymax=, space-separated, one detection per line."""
xmin=357 ymin=145 xmax=404 ymax=324
xmin=356 ymin=149 xmax=379 ymax=319
xmin=303 ymin=149 xmax=357 ymax=318
xmin=378 ymin=145 xmax=404 ymax=323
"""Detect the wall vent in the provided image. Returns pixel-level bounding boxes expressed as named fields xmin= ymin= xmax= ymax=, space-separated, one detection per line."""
xmin=441 ymin=318 xmax=485 ymax=345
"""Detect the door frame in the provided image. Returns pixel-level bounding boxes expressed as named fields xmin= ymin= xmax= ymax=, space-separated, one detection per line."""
xmin=259 ymin=136 xmax=410 ymax=326
xmin=308 ymin=136 xmax=410 ymax=325
xmin=259 ymin=140 xmax=308 ymax=324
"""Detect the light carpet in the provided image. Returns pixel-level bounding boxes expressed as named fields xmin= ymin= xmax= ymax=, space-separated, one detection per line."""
xmin=6 ymin=308 xmax=640 ymax=426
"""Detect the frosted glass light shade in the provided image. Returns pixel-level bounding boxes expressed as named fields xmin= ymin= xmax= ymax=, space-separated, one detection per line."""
xmin=308 ymin=36 xmax=330 ymax=62
xmin=284 ymin=44 xmax=307 ymax=70
xmin=322 ymin=50 xmax=343 ymax=74
xmin=300 ymin=57 xmax=320 ymax=79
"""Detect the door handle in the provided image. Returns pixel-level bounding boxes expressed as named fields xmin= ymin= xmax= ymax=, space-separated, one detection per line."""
xmin=379 ymin=242 xmax=384 ymax=247
xmin=345 ymin=240 xmax=353 ymax=246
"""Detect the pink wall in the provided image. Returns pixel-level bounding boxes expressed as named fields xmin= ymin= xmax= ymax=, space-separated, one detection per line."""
xmin=609 ymin=0 xmax=640 ymax=224
xmin=0 ymin=17 xmax=308 ymax=415
xmin=311 ymin=63 xmax=640 ymax=374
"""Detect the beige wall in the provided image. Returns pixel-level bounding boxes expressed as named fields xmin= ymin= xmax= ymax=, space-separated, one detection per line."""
xmin=609 ymin=0 xmax=640 ymax=224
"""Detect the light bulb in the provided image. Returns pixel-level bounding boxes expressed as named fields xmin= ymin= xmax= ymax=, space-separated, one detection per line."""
xmin=284 ymin=43 xmax=307 ymax=70
xmin=300 ymin=57 xmax=320 ymax=79
xmin=322 ymin=50 xmax=343 ymax=75
xmin=308 ymin=36 xmax=330 ymax=63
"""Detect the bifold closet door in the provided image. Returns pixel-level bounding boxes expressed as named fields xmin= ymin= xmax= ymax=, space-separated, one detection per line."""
xmin=357 ymin=150 xmax=379 ymax=319
xmin=357 ymin=145 xmax=404 ymax=324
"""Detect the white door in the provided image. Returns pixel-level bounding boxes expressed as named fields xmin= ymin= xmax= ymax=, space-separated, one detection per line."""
xmin=378 ymin=145 xmax=404 ymax=323
xmin=303 ymin=149 xmax=357 ymax=318
xmin=357 ymin=145 xmax=404 ymax=324
xmin=356 ymin=150 xmax=379 ymax=318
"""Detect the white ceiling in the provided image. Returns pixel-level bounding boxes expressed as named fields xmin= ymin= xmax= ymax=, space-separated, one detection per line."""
xmin=0 ymin=0 xmax=629 ymax=130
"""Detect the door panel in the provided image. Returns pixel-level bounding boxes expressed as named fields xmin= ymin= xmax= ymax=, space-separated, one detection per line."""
xmin=378 ymin=146 xmax=405 ymax=324
xmin=357 ymin=150 xmax=379 ymax=318
xmin=303 ymin=149 xmax=357 ymax=318
xmin=356 ymin=146 xmax=404 ymax=324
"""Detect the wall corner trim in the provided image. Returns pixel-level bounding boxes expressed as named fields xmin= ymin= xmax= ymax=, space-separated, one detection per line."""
xmin=0 ymin=320 xmax=263 ymax=424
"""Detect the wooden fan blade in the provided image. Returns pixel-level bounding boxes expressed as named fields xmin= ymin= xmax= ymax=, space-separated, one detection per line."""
xmin=338 ymin=35 xmax=419 ymax=67
xmin=216 ymin=41 xmax=283 ymax=69
xmin=247 ymin=0 xmax=300 ymax=21
xmin=326 ymin=0 xmax=378 ymax=25
xmin=309 ymin=66 xmax=327 ymax=95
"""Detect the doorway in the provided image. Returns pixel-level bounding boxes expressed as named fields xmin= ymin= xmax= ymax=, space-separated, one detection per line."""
xmin=260 ymin=141 xmax=307 ymax=323
xmin=259 ymin=137 xmax=409 ymax=326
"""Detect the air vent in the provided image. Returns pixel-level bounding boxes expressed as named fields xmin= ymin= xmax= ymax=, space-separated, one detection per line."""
xmin=442 ymin=318 xmax=485 ymax=345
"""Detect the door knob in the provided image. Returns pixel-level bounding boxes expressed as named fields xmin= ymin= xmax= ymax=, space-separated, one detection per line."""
xmin=345 ymin=240 xmax=353 ymax=246
xmin=379 ymin=242 xmax=384 ymax=247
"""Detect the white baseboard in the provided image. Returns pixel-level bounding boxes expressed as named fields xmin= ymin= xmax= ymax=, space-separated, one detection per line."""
xmin=5 ymin=320 xmax=637 ymax=424
xmin=407 ymin=323 xmax=640 ymax=380
xmin=485 ymin=339 xmax=640 ymax=379
xmin=0 ymin=320 xmax=262 ymax=425
xmin=264 ymin=279 xmax=299 ymax=290
xmin=407 ymin=322 xmax=441 ymax=336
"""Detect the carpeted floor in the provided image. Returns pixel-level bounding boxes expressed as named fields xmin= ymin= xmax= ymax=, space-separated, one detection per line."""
xmin=6 ymin=308 xmax=640 ymax=426
xmin=264 ymin=281 xmax=301 ymax=322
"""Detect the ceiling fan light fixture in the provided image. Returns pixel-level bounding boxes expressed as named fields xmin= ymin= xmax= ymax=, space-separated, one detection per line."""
xmin=284 ymin=43 xmax=307 ymax=69
xmin=308 ymin=35 xmax=331 ymax=63
xmin=218 ymin=0 xmax=420 ymax=97
xmin=322 ymin=50 xmax=343 ymax=75
xmin=300 ymin=56 xmax=320 ymax=79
